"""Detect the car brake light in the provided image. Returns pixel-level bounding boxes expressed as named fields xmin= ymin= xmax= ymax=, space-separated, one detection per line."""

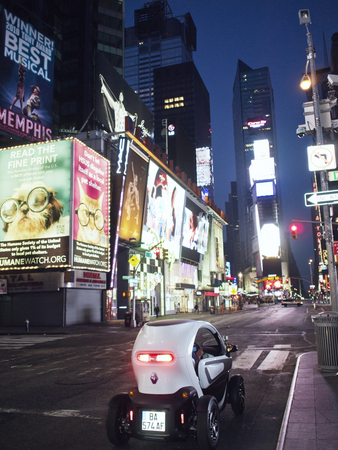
xmin=136 ymin=352 xmax=174 ymax=362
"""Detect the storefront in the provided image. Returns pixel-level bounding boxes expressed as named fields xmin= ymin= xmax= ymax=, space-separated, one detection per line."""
xmin=165 ymin=261 xmax=197 ymax=314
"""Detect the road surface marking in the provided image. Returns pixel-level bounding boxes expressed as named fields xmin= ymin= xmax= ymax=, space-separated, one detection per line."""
xmin=232 ymin=349 xmax=262 ymax=369
xmin=257 ymin=350 xmax=290 ymax=371
xmin=0 ymin=335 xmax=67 ymax=350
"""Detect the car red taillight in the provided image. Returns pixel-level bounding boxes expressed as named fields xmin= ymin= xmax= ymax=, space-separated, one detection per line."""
xmin=136 ymin=352 xmax=174 ymax=363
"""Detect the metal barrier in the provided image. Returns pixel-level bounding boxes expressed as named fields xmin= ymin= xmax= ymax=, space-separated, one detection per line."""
xmin=312 ymin=312 xmax=338 ymax=372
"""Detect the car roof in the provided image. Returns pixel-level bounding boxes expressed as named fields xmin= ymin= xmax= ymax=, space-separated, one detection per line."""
xmin=133 ymin=319 xmax=219 ymax=357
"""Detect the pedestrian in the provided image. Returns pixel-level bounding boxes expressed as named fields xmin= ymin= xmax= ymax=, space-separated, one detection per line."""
xmin=194 ymin=303 xmax=198 ymax=313
xmin=177 ymin=302 xmax=180 ymax=313
xmin=155 ymin=305 xmax=159 ymax=318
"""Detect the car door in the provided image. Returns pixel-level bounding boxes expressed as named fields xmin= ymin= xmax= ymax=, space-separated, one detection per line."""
xmin=194 ymin=327 xmax=231 ymax=404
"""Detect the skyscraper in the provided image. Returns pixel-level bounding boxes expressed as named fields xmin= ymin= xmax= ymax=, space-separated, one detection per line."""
xmin=232 ymin=60 xmax=285 ymax=284
xmin=125 ymin=0 xmax=214 ymax=200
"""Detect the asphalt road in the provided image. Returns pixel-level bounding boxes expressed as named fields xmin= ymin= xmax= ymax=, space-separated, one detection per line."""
xmin=0 ymin=301 xmax=317 ymax=450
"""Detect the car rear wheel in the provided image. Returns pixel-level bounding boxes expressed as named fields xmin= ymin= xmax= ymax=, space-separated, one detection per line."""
xmin=196 ymin=396 xmax=220 ymax=450
xmin=229 ymin=375 xmax=245 ymax=415
xmin=106 ymin=394 xmax=131 ymax=446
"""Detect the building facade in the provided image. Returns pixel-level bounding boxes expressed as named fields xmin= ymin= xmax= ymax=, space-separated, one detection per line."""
xmin=232 ymin=60 xmax=286 ymax=293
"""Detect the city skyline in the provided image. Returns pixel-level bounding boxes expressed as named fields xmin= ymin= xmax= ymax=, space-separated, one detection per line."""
xmin=126 ymin=0 xmax=338 ymax=290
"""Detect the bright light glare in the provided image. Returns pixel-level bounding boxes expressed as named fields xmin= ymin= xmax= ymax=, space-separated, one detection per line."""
xmin=260 ymin=224 xmax=280 ymax=257
xmin=156 ymin=354 xmax=173 ymax=362
xmin=136 ymin=353 xmax=174 ymax=362
xmin=300 ymin=74 xmax=311 ymax=90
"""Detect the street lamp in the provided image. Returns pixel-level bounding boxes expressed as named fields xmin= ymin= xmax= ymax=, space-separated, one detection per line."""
xmin=309 ymin=259 xmax=313 ymax=286
xmin=299 ymin=10 xmax=338 ymax=312
xmin=238 ymin=272 xmax=242 ymax=292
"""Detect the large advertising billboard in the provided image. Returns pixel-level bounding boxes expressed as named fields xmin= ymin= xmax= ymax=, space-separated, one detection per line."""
xmin=0 ymin=8 xmax=55 ymax=142
xmin=95 ymin=51 xmax=153 ymax=140
xmin=0 ymin=140 xmax=71 ymax=270
xmin=0 ymin=139 xmax=110 ymax=272
xmin=119 ymin=142 xmax=149 ymax=243
xmin=181 ymin=196 xmax=209 ymax=263
xmin=72 ymin=140 xmax=110 ymax=271
xmin=141 ymin=160 xmax=185 ymax=260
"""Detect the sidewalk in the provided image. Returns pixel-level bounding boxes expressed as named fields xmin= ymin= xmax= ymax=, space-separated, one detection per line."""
xmin=277 ymin=351 xmax=338 ymax=450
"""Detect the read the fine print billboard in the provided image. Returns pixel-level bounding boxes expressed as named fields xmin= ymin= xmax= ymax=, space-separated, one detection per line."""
xmin=0 ymin=139 xmax=110 ymax=272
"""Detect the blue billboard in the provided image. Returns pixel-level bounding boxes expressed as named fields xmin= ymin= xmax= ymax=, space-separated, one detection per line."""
xmin=0 ymin=7 xmax=55 ymax=142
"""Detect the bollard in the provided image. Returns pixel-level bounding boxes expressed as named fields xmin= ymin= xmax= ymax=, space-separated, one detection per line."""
xmin=25 ymin=319 xmax=29 ymax=332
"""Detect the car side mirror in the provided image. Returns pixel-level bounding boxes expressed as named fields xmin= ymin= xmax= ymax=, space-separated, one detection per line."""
xmin=226 ymin=343 xmax=238 ymax=353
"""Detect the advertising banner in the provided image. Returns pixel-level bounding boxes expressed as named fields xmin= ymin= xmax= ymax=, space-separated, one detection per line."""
xmin=3 ymin=272 xmax=60 ymax=293
xmin=95 ymin=51 xmax=153 ymax=139
xmin=142 ymin=160 xmax=185 ymax=260
xmin=181 ymin=196 xmax=209 ymax=263
xmin=61 ymin=270 xmax=107 ymax=289
xmin=119 ymin=142 xmax=148 ymax=243
xmin=0 ymin=140 xmax=71 ymax=270
xmin=0 ymin=8 xmax=55 ymax=142
xmin=73 ymin=140 xmax=110 ymax=271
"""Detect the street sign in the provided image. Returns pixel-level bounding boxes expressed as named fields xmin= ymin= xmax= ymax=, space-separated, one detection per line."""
xmin=128 ymin=255 xmax=140 ymax=267
xmin=304 ymin=190 xmax=338 ymax=206
xmin=59 ymin=128 xmax=79 ymax=134
xmin=122 ymin=276 xmax=133 ymax=280
xmin=307 ymin=144 xmax=336 ymax=171
xmin=328 ymin=171 xmax=338 ymax=181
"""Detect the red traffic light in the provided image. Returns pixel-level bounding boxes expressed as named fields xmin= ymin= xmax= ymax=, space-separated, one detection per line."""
xmin=291 ymin=224 xmax=297 ymax=240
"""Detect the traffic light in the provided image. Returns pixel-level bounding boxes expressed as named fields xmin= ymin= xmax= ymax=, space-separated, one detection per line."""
xmin=163 ymin=248 xmax=168 ymax=260
xmin=291 ymin=224 xmax=297 ymax=239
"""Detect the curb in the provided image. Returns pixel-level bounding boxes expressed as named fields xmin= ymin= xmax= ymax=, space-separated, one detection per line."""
xmin=275 ymin=352 xmax=305 ymax=450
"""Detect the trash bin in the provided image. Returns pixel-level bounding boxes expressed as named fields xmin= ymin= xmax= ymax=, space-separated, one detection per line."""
xmin=125 ymin=312 xmax=131 ymax=327
xmin=312 ymin=312 xmax=338 ymax=372
xmin=210 ymin=306 xmax=215 ymax=314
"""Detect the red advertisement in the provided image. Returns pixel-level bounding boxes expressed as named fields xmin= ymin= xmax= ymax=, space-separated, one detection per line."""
xmin=72 ymin=141 xmax=110 ymax=271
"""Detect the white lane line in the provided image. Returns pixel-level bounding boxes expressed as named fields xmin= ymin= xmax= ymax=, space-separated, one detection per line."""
xmin=0 ymin=408 xmax=99 ymax=420
xmin=257 ymin=350 xmax=290 ymax=371
xmin=232 ymin=349 xmax=262 ymax=370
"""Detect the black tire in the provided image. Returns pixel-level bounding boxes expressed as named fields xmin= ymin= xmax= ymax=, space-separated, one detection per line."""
xmin=229 ymin=375 xmax=245 ymax=415
xmin=106 ymin=394 xmax=131 ymax=446
xmin=196 ymin=396 xmax=220 ymax=450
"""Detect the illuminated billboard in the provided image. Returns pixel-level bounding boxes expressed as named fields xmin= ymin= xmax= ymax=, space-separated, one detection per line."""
xmin=141 ymin=160 xmax=185 ymax=260
xmin=72 ymin=141 xmax=110 ymax=271
xmin=95 ymin=51 xmax=153 ymax=140
xmin=196 ymin=147 xmax=211 ymax=187
xmin=0 ymin=8 xmax=55 ymax=142
xmin=0 ymin=139 xmax=110 ymax=271
xmin=119 ymin=142 xmax=149 ymax=243
xmin=255 ymin=181 xmax=275 ymax=197
xmin=0 ymin=140 xmax=71 ymax=270
xmin=181 ymin=196 xmax=209 ymax=263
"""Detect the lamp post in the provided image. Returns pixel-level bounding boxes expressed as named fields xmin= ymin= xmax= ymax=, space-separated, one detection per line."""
xmin=309 ymin=259 xmax=313 ymax=286
xmin=238 ymin=272 xmax=242 ymax=293
xmin=299 ymin=10 xmax=338 ymax=312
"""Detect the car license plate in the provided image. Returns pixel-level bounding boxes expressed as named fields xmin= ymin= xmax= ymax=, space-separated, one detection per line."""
xmin=141 ymin=411 xmax=165 ymax=432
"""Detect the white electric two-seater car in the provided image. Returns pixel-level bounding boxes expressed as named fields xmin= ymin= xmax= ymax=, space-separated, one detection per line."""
xmin=106 ymin=319 xmax=245 ymax=449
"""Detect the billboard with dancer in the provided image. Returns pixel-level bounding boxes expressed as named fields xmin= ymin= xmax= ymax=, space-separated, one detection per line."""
xmin=142 ymin=160 xmax=185 ymax=261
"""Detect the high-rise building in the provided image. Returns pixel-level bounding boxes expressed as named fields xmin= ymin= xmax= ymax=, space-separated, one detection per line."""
xmin=125 ymin=0 xmax=214 ymax=200
xmin=232 ymin=60 xmax=285 ymax=285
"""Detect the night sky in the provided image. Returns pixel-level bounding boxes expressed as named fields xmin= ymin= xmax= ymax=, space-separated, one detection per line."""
xmin=125 ymin=0 xmax=338 ymax=290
